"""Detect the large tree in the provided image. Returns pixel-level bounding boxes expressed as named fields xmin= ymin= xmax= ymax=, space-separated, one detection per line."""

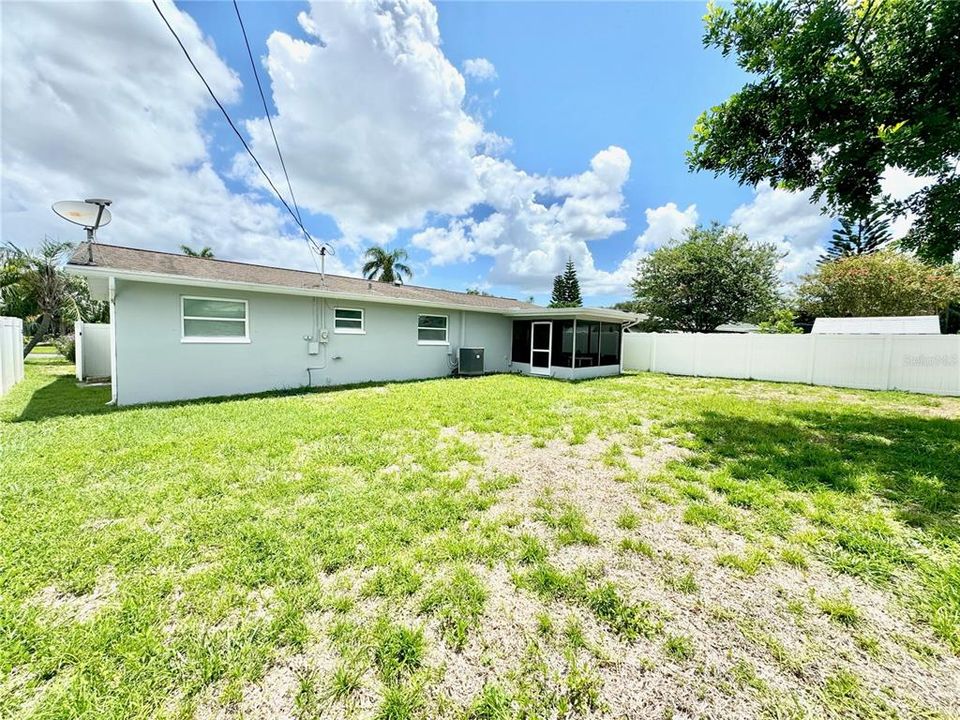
xmin=688 ymin=0 xmax=960 ymax=263
xmin=796 ymin=250 xmax=960 ymax=322
xmin=362 ymin=246 xmax=413 ymax=284
xmin=631 ymin=223 xmax=781 ymax=333
xmin=549 ymin=258 xmax=583 ymax=308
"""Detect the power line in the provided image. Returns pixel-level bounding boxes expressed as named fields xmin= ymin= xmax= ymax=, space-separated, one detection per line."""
xmin=232 ymin=0 xmax=304 ymax=228
xmin=150 ymin=0 xmax=325 ymax=265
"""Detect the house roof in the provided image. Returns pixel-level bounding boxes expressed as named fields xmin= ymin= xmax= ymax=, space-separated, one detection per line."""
xmin=811 ymin=316 xmax=941 ymax=335
xmin=66 ymin=242 xmax=538 ymax=313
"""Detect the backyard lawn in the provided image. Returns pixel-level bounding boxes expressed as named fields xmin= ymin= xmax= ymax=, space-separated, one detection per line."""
xmin=1 ymin=358 xmax=959 ymax=719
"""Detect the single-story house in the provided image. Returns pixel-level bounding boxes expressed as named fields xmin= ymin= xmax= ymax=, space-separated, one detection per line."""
xmin=66 ymin=243 xmax=640 ymax=406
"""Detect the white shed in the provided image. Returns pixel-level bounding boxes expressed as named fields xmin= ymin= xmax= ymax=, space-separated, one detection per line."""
xmin=811 ymin=316 xmax=941 ymax=335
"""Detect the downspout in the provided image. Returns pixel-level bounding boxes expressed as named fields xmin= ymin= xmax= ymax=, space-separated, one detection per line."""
xmin=108 ymin=276 xmax=118 ymax=405
xmin=619 ymin=316 xmax=642 ymax=375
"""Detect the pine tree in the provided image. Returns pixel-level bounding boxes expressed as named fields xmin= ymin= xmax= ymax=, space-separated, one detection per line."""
xmin=549 ymin=258 xmax=583 ymax=308
xmin=820 ymin=209 xmax=891 ymax=263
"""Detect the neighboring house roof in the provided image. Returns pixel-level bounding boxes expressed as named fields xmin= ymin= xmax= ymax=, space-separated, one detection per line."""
xmin=67 ymin=242 xmax=536 ymax=313
xmin=715 ymin=322 xmax=759 ymax=333
xmin=66 ymin=243 xmax=640 ymax=322
xmin=811 ymin=316 xmax=941 ymax=335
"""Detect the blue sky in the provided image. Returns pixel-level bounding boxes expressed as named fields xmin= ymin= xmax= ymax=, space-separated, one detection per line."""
xmin=3 ymin=1 xmax=836 ymax=305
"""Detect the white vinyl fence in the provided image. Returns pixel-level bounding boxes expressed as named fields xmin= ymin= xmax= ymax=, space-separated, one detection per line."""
xmin=75 ymin=322 xmax=112 ymax=381
xmin=0 ymin=316 xmax=25 ymax=396
xmin=622 ymin=332 xmax=960 ymax=396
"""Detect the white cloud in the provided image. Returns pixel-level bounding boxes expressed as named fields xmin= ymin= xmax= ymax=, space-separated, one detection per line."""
xmin=880 ymin=166 xmax=936 ymax=241
xmin=585 ymin=202 xmax=699 ymax=294
xmin=239 ymin=0 xmax=485 ymax=244
xmin=729 ymin=182 xmax=832 ymax=280
xmin=463 ymin=57 xmax=497 ymax=81
xmin=412 ymin=146 xmax=635 ymax=295
xmin=0 ymin=1 xmax=329 ymax=271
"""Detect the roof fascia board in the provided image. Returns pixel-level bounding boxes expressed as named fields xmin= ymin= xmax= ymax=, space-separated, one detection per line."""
xmin=503 ymin=308 xmax=638 ymax=323
xmin=65 ymin=264 xmax=515 ymax=316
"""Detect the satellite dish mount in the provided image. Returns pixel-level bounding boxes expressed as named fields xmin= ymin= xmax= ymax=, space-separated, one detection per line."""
xmin=52 ymin=198 xmax=113 ymax=263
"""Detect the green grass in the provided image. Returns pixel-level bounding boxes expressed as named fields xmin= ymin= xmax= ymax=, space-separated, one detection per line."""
xmin=2 ymin=359 xmax=959 ymax=717
xmin=536 ymin=500 xmax=598 ymax=546
xmin=515 ymin=562 xmax=663 ymax=641
xmin=716 ymin=547 xmax=771 ymax=576
xmin=663 ymin=633 xmax=696 ymax=661
xmin=817 ymin=592 xmax=861 ymax=627
xmin=419 ymin=565 xmax=487 ymax=649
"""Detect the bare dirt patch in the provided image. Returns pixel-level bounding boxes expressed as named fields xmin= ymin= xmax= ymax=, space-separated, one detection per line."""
xmin=191 ymin=429 xmax=960 ymax=719
xmin=33 ymin=571 xmax=117 ymax=624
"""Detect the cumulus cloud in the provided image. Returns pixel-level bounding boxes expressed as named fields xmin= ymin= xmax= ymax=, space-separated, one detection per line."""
xmin=582 ymin=202 xmax=699 ymax=294
xmin=728 ymin=183 xmax=832 ymax=280
xmin=0 ymin=0 xmax=329 ymax=271
xmin=240 ymin=0 xmax=484 ymax=244
xmin=462 ymin=57 xmax=497 ymax=81
xmin=412 ymin=146 xmax=634 ymax=294
xmin=880 ymin=166 xmax=937 ymax=241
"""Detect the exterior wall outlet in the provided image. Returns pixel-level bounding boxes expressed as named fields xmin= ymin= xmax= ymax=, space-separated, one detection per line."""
xmin=307 ymin=341 xmax=320 ymax=355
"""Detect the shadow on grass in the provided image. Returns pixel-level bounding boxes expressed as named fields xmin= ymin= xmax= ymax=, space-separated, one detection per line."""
xmin=11 ymin=367 xmax=527 ymax=423
xmin=14 ymin=375 xmax=113 ymax=422
xmin=680 ymin=409 xmax=960 ymax=540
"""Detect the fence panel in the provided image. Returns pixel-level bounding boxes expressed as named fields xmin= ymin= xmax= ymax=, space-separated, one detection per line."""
xmin=622 ymin=331 xmax=960 ymax=396
xmin=749 ymin=334 xmax=811 ymax=384
xmin=0 ymin=316 xmax=25 ymax=396
xmin=76 ymin=322 xmax=112 ymax=381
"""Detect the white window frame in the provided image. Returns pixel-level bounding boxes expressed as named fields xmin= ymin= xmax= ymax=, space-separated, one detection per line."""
xmin=181 ymin=295 xmax=250 ymax=344
xmin=333 ymin=307 xmax=365 ymax=334
xmin=417 ymin=313 xmax=449 ymax=345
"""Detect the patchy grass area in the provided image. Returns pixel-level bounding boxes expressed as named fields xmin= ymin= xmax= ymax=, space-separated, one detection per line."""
xmin=1 ymin=358 xmax=959 ymax=719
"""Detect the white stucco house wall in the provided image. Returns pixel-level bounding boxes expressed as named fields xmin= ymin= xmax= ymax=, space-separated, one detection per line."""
xmin=66 ymin=243 xmax=639 ymax=406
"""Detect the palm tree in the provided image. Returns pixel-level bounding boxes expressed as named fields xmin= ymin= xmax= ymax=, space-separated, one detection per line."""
xmin=362 ymin=246 xmax=413 ymax=284
xmin=5 ymin=240 xmax=81 ymax=357
xmin=181 ymin=244 xmax=215 ymax=258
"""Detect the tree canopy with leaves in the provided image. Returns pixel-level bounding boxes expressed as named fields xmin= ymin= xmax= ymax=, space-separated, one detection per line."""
xmin=549 ymin=259 xmax=583 ymax=308
xmin=362 ymin=246 xmax=413 ymax=284
xmin=632 ymin=223 xmax=781 ymax=333
xmin=688 ymin=0 xmax=960 ymax=263
xmin=821 ymin=209 xmax=892 ymax=263
xmin=796 ymin=250 xmax=960 ymax=323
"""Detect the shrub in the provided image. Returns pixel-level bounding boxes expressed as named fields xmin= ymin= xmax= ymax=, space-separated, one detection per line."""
xmin=53 ymin=334 xmax=76 ymax=362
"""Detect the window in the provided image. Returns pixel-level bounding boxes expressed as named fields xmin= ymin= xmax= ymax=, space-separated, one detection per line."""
xmin=599 ymin=323 xmax=621 ymax=366
xmin=181 ymin=296 xmax=248 ymax=343
xmin=334 ymin=307 xmax=364 ymax=334
xmin=551 ymin=320 xmax=574 ymax=368
xmin=417 ymin=314 xmax=448 ymax=344
xmin=574 ymin=320 xmax=600 ymax=366
xmin=511 ymin=320 xmax=531 ymax=363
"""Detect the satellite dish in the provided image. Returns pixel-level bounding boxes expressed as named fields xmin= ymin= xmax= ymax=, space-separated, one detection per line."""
xmin=52 ymin=200 xmax=112 ymax=229
xmin=52 ymin=198 xmax=113 ymax=263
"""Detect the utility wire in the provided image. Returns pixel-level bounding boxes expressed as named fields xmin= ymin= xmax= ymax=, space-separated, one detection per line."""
xmin=150 ymin=0 xmax=324 ymax=263
xmin=232 ymin=0 xmax=304 ymax=229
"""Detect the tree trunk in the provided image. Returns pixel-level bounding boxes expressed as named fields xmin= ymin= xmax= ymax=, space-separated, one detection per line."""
xmin=22 ymin=313 xmax=51 ymax=358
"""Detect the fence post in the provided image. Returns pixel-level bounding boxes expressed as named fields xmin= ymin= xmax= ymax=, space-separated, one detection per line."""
xmin=882 ymin=334 xmax=894 ymax=391
xmin=692 ymin=333 xmax=701 ymax=377
xmin=806 ymin=333 xmax=818 ymax=385
xmin=650 ymin=333 xmax=658 ymax=373
xmin=75 ymin=321 xmax=84 ymax=381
